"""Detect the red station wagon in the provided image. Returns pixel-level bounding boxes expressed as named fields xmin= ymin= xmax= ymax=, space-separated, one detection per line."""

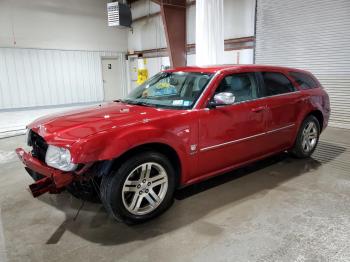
xmin=16 ymin=65 xmax=330 ymax=224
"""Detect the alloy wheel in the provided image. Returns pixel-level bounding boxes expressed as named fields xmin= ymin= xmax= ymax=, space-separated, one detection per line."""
xmin=301 ymin=121 xmax=318 ymax=153
xmin=122 ymin=162 xmax=168 ymax=215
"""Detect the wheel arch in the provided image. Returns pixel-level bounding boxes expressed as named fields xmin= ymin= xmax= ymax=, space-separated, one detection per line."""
xmin=292 ymin=108 xmax=324 ymax=147
xmin=95 ymin=142 xmax=182 ymax=186
xmin=307 ymin=109 xmax=324 ymax=132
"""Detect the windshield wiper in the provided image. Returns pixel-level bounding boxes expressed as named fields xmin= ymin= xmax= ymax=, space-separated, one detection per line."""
xmin=122 ymin=100 xmax=154 ymax=107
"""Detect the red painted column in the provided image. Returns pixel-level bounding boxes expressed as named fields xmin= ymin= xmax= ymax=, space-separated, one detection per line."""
xmin=153 ymin=0 xmax=187 ymax=67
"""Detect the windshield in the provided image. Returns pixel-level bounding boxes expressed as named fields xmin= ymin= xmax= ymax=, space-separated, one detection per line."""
xmin=123 ymin=72 xmax=213 ymax=109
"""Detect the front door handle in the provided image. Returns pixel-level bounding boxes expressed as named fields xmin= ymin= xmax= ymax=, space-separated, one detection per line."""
xmin=251 ymin=106 xmax=266 ymax=113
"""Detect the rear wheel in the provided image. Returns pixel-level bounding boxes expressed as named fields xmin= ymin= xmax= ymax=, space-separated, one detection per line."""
xmin=291 ymin=115 xmax=320 ymax=158
xmin=100 ymin=151 xmax=176 ymax=224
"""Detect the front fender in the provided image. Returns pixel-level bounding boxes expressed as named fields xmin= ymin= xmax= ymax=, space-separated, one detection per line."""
xmin=70 ymin=119 xmax=198 ymax=183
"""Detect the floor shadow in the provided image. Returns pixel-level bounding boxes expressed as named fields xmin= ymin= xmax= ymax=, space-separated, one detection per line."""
xmin=176 ymin=140 xmax=347 ymax=200
xmin=38 ymin=141 xmax=346 ymax=246
xmin=312 ymin=140 xmax=347 ymax=164
xmin=175 ymin=153 xmax=290 ymax=200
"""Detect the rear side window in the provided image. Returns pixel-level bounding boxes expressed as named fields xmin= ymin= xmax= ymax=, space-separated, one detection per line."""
xmin=261 ymin=72 xmax=296 ymax=97
xmin=289 ymin=71 xmax=318 ymax=89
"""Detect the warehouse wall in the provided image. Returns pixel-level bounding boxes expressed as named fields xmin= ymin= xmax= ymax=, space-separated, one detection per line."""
xmin=129 ymin=0 xmax=161 ymax=20
xmin=0 ymin=49 xmax=126 ymax=109
xmin=139 ymin=49 xmax=254 ymax=78
xmin=186 ymin=0 xmax=256 ymax=42
xmin=187 ymin=49 xmax=254 ymax=67
xmin=128 ymin=0 xmax=255 ymax=51
xmin=128 ymin=0 xmax=255 ymax=78
xmin=0 ymin=0 xmax=128 ymax=51
xmin=0 ymin=0 xmax=128 ymax=109
xmin=128 ymin=15 xmax=166 ymax=52
xmin=223 ymin=0 xmax=255 ymax=39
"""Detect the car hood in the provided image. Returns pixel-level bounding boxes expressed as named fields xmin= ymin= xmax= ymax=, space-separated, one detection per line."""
xmin=28 ymin=102 xmax=182 ymax=143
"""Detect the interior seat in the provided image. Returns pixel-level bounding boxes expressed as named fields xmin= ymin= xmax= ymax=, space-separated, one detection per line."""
xmin=230 ymin=76 xmax=252 ymax=102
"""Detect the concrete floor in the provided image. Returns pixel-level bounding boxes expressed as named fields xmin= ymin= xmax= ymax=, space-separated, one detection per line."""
xmin=0 ymin=127 xmax=349 ymax=262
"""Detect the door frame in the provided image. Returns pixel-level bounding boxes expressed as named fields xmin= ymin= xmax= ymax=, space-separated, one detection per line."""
xmin=100 ymin=55 xmax=127 ymax=100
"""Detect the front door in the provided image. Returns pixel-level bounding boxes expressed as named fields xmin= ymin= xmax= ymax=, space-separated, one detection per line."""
xmin=102 ymin=58 xmax=123 ymax=101
xmin=196 ymin=72 xmax=269 ymax=177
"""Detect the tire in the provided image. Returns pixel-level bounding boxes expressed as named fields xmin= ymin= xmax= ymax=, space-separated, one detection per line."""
xmin=66 ymin=179 xmax=101 ymax=203
xmin=291 ymin=115 xmax=320 ymax=158
xmin=100 ymin=151 xmax=176 ymax=224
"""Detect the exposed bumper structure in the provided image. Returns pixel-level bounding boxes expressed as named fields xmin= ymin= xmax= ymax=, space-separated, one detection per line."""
xmin=16 ymin=148 xmax=74 ymax=197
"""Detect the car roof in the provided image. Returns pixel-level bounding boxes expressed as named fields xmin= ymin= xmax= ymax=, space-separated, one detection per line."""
xmin=164 ymin=64 xmax=309 ymax=74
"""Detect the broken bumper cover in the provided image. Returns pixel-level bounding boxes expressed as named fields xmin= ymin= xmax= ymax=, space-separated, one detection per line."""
xmin=15 ymin=148 xmax=74 ymax=197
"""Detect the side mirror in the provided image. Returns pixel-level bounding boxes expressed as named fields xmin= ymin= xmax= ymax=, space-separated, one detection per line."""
xmin=209 ymin=92 xmax=236 ymax=108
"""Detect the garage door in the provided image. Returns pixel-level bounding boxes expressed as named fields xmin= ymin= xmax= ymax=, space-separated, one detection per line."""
xmin=255 ymin=0 xmax=350 ymax=129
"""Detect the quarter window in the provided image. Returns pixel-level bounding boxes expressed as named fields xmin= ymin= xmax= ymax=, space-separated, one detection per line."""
xmin=215 ymin=73 xmax=259 ymax=103
xmin=289 ymin=71 xmax=318 ymax=89
xmin=261 ymin=72 xmax=296 ymax=97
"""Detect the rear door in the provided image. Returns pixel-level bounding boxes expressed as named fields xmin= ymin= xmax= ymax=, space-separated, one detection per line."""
xmin=258 ymin=71 xmax=303 ymax=151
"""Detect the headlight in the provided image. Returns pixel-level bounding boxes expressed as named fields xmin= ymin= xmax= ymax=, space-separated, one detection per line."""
xmin=45 ymin=145 xmax=77 ymax=171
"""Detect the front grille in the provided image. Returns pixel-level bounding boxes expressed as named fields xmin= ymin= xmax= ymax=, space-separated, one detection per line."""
xmin=28 ymin=130 xmax=48 ymax=163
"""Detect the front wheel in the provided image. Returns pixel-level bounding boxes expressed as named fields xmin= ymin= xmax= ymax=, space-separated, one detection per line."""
xmin=100 ymin=151 xmax=176 ymax=224
xmin=291 ymin=115 xmax=320 ymax=158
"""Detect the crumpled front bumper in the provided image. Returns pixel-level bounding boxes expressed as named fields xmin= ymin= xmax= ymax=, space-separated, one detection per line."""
xmin=15 ymin=148 xmax=74 ymax=197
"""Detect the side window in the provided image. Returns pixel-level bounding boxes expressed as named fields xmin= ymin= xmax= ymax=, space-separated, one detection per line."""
xmin=261 ymin=72 xmax=296 ymax=97
xmin=180 ymin=74 xmax=210 ymax=98
xmin=215 ymin=73 xmax=259 ymax=103
xmin=289 ymin=71 xmax=318 ymax=90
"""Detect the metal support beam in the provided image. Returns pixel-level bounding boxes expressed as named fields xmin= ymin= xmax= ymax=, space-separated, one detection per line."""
xmin=152 ymin=0 xmax=187 ymax=67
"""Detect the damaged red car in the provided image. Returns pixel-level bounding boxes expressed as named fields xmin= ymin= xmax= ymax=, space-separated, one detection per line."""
xmin=16 ymin=65 xmax=330 ymax=224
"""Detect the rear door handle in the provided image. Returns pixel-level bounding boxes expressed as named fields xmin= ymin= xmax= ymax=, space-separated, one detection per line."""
xmin=251 ymin=106 xmax=266 ymax=113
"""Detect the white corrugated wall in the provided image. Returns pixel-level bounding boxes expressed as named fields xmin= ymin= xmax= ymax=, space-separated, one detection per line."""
xmin=255 ymin=0 xmax=350 ymax=129
xmin=0 ymin=48 xmax=127 ymax=109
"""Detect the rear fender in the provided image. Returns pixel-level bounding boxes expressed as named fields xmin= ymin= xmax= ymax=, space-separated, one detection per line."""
xmin=295 ymin=93 xmax=326 ymax=135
